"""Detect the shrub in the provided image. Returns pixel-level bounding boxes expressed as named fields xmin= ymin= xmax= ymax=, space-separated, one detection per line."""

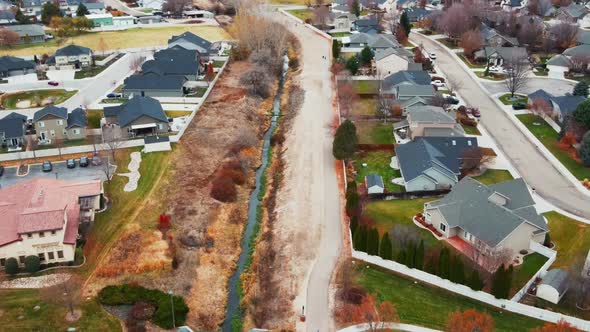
xmin=210 ymin=177 xmax=237 ymax=202
xmin=24 ymin=255 xmax=40 ymax=273
xmin=98 ymin=284 xmax=189 ymax=329
xmin=579 ymin=132 xmax=590 ymax=166
xmin=332 ymin=120 xmax=358 ymax=160
xmin=131 ymin=301 xmax=156 ymax=320
xmin=4 ymin=257 xmax=18 ymax=275
xmin=543 ymin=233 xmax=552 ymax=247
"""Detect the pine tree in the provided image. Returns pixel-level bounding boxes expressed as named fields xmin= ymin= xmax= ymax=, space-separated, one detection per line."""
xmin=573 ymin=81 xmax=589 ymax=97
xmin=332 ymin=39 xmax=341 ymax=59
xmin=467 ymin=269 xmax=484 ymax=291
xmin=438 ymin=247 xmax=450 ymax=279
xmin=454 ymin=259 xmax=465 ymax=285
xmin=406 ymin=241 xmax=416 ymax=268
xmin=379 ymin=232 xmax=392 ymax=260
xmin=351 ymin=0 xmax=360 ymax=17
xmin=15 ymin=9 xmax=30 ymax=24
xmin=397 ymin=249 xmax=407 ymax=264
xmin=579 ymin=132 xmax=590 ymax=166
xmin=350 ymin=215 xmax=358 ymax=238
xmin=345 ymin=56 xmax=359 ymax=75
xmin=367 ymin=228 xmax=380 ymax=255
xmin=76 ymin=3 xmax=89 ymax=17
xmin=400 ymin=11 xmax=411 ymax=36
xmin=492 ymin=264 xmax=508 ymax=299
xmin=360 ymin=46 xmax=373 ymax=66
xmin=332 ymin=120 xmax=358 ymax=160
xmin=415 ymin=240 xmax=425 ymax=270
xmin=353 ymin=226 xmax=367 ymax=252
xmin=346 ymin=191 xmax=359 ymax=217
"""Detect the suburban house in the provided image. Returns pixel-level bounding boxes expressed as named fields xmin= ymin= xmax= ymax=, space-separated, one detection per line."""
xmin=501 ymin=0 xmax=524 ymax=11
xmin=137 ymin=15 xmax=162 ymax=24
xmin=536 ymin=269 xmax=569 ymax=304
xmin=480 ymin=24 xmax=519 ymax=47
xmin=50 ymin=44 xmax=93 ymax=69
xmin=102 ymin=96 xmax=169 ymax=139
xmin=0 ymin=113 xmax=27 ymax=151
xmin=394 ymin=105 xmax=465 ymax=141
xmin=527 ymin=89 xmax=586 ymax=122
xmin=557 ymin=4 xmax=590 ymax=27
xmin=0 ymin=56 xmax=36 ymax=78
xmin=328 ymin=12 xmax=355 ymax=32
xmin=353 ymin=18 xmax=380 ymax=33
xmin=423 ymin=177 xmax=547 ymax=268
xmin=577 ymin=30 xmax=590 ymax=45
xmin=6 ymin=24 xmax=45 ymax=44
xmin=395 ymin=136 xmax=478 ymax=192
xmin=380 ymin=70 xmax=431 ymax=95
xmin=122 ymin=73 xmax=187 ymax=98
xmin=365 ymin=174 xmax=385 ymax=194
xmin=0 ymin=178 xmax=103 ymax=269
xmin=168 ymin=31 xmax=216 ymax=56
xmin=374 ymin=47 xmax=413 ymax=76
xmin=474 ymin=46 xmax=528 ymax=68
xmin=0 ymin=9 xmax=15 ymax=24
xmin=144 ymin=47 xmax=201 ymax=80
xmin=346 ymin=33 xmax=400 ymax=51
xmin=404 ymin=8 xmax=431 ymax=23
xmin=396 ymin=84 xmax=435 ymax=101
xmin=546 ymin=55 xmax=572 ymax=79
xmin=33 ymin=106 xmax=87 ymax=143
xmin=85 ymin=13 xmax=135 ymax=27
xmin=20 ymin=0 xmax=45 ymax=15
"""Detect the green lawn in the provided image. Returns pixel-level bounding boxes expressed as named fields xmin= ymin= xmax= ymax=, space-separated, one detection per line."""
xmin=476 ymin=72 xmax=507 ymax=81
xmin=188 ymin=87 xmax=208 ymax=98
xmin=458 ymin=54 xmax=486 ymax=69
xmin=363 ymin=198 xmax=437 ymax=245
xmin=351 ymin=80 xmax=379 ymax=95
xmin=439 ymin=37 xmax=460 ymax=49
xmin=462 ymin=124 xmax=481 ymax=136
xmin=74 ymin=65 xmax=107 ymax=79
xmin=87 ymin=109 xmax=103 ymax=129
xmin=356 ymin=121 xmax=393 ymax=144
xmin=212 ymin=60 xmax=226 ymax=68
xmin=499 ymin=93 xmax=528 ymax=105
xmin=354 ymin=151 xmax=403 ymax=192
xmin=0 ymin=289 xmax=121 ymax=331
xmin=286 ymin=9 xmax=313 ymax=21
xmin=101 ymin=97 xmax=127 ymax=104
xmin=165 ymin=110 xmax=192 ymax=117
xmin=472 ymin=169 xmax=514 ymax=185
xmin=545 ymin=211 xmax=590 ymax=269
xmin=350 ymin=97 xmax=378 ymax=117
xmin=1 ymin=89 xmax=77 ymax=109
xmin=511 ymin=253 xmax=548 ymax=296
xmin=329 ymin=32 xmax=351 ymax=37
xmin=353 ymin=264 xmax=544 ymax=331
xmin=533 ymin=68 xmax=549 ymax=77
xmin=517 ymin=114 xmax=590 ymax=180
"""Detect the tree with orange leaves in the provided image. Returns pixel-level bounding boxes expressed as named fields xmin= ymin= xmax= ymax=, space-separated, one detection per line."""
xmin=446 ymin=309 xmax=494 ymax=332
xmin=338 ymin=294 xmax=399 ymax=329
xmin=531 ymin=319 xmax=581 ymax=332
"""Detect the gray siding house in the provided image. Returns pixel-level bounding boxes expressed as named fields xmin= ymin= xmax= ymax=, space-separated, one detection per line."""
xmin=103 ymin=96 xmax=169 ymax=139
xmin=0 ymin=113 xmax=27 ymax=150
xmin=0 ymin=56 xmax=36 ymax=77
xmin=6 ymin=24 xmax=45 ymax=44
xmin=122 ymin=73 xmax=187 ymax=98
xmin=168 ymin=32 xmax=215 ymax=56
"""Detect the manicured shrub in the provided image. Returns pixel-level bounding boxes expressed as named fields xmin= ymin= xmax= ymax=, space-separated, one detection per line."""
xmin=579 ymin=132 xmax=590 ymax=166
xmin=332 ymin=120 xmax=358 ymax=160
xmin=414 ymin=240 xmax=425 ymax=270
xmin=366 ymin=228 xmax=380 ymax=256
xmin=4 ymin=257 xmax=18 ymax=275
xmin=332 ymin=39 xmax=341 ymax=59
xmin=360 ymin=46 xmax=373 ymax=66
xmin=491 ymin=264 xmax=513 ymax=299
xmin=210 ymin=177 xmax=237 ymax=202
xmin=349 ymin=215 xmax=358 ymax=237
xmin=98 ymin=284 xmax=189 ymax=329
xmin=543 ymin=233 xmax=552 ymax=247
xmin=379 ymin=232 xmax=392 ymax=260
xmin=24 ymin=255 xmax=40 ymax=273
xmin=467 ymin=269 xmax=484 ymax=291
xmin=353 ymin=226 xmax=367 ymax=252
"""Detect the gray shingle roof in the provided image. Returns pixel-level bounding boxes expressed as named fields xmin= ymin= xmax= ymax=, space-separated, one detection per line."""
xmin=484 ymin=46 xmax=528 ymax=60
xmin=55 ymin=44 xmax=92 ymax=57
xmin=3 ymin=112 xmax=28 ymax=122
xmin=0 ymin=117 xmax=25 ymax=138
xmin=33 ymin=105 xmax=67 ymax=122
xmin=546 ymin=54 xmax=571 ymax=67
xmin=168 ymin=31 xmax=213 ymax=53
xmin=124 ymin=72 xmax=187 ymax=91
xmin=375 ymin=47 xmax=412 ymax=61
xmin=397 ymin=84 xmax=435 ymax=97
xmin=6 ymin=24 xmax=45 ymax=37
xmin=480 ymin=24 xmax=519 ymax=46
xmin=577 ymin=30 xmax=590 ymax=45
xmin=407 ymin=105 xmax=455 ymax=124
xmin=103 ymin=96 xmax=167 ymax=127
xmin=423 ymin=126 xmax=465 ymax=137
xmin=0 ymin=56 xmax=35 ymax=72
xmin=142 ymin=48 xmax=199 ymax=77
xmin=396 ymin=136 xmax=478 ymax=182
xmin=561 ymin=3 xmax=587 ymax=18
xmin=365 ymin=173 xmax=384 ymax=188
xmin=563 ymin=44 xmax=590 ymax=57
xmin=383 ymin=70 xmax=431 ymax=89
xmin=541 ymin=269 xmax=569 ymax=294
xmin=427 ymin=177 xmax=546 ymax=248
xmin=66 ymin=108 xmax=86 ymax=128
xmin=551 ymin=95 xmax=586 ymax=115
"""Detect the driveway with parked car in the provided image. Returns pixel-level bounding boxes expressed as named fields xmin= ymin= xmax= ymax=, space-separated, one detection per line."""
xmin=0 ymin=159 xmax=114 ymax=189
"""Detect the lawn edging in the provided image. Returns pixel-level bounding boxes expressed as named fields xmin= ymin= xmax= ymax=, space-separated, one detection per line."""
xmin=351 ymin=249 xmax=590 ymax=330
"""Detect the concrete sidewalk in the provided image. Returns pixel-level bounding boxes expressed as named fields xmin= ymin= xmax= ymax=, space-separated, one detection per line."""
xmin=338 ymin=322 xmax=441 ymax=332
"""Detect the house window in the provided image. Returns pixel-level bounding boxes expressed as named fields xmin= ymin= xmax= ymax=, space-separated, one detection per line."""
xmin=39 ymin=232 xmax=44 ymax=237
xmin=57 ymin=251 xmax=64 ymax=259
xmin=50 ymin=130 xmax=55 ymax=137
xmin=57 ymin=119 xmax=63 ymax=125
xmin=51 ymin=230 xmax=56 ymax=235
xmin=27 ymin=233 xmax=32 ymax=238
xmin=439 ymin=223 xmax=446 ymax=232
xmin=0 ymin=258 xmax=4 ymax=266
xmin=19 ymin=256 xmax=25 ymax=264
xmin=73 ymin=128 xmax=80 ymax=135
xmin=38 ymin=253 xmax=45 ymax=261
xmin=48 ymin=252 xmax=54 ymax=260
xmin=38 ymin=121 xmax=45 ymax=128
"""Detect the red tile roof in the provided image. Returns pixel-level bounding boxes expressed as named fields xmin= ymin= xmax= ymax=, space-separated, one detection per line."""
xmin=0 ymin=178 xmax=102 ymax=246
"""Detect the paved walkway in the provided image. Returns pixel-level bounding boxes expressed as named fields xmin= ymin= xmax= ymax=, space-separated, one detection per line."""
xmin=338 ymin=322 xmax=441 ymax=332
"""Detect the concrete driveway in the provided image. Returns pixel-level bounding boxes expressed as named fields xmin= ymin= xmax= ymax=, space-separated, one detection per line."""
xmin=0 ymin=161 xmax=109 ymax=189
xmin=46 ymin=69 xmax=76 ymax=81
xmin=481 ymin=77 xmax=576 ymax=96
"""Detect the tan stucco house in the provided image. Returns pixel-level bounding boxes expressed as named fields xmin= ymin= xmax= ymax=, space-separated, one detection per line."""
xmin=33 ymin=106 xmax=87 ymax=143
xmin=102 ymin=96 xmax=169 ymax=139
xmin=51 ymin=44 xmax=93 ymax=69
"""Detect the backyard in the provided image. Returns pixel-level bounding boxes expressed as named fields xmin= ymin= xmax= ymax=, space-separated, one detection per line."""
xmin=0 ymin=289 xmax=120 ymax=331
xmin=353 ymin=263 xmax=544 ymax=331
xmin=517 ymin=114 xmax=590 ymax=180
xmin=472 ymin=169 xmax=514 ymax=185
xmin=511 ymin=253 xmax=548 ymax=296
xmin=286 ymin=9 xmax=313 ymax=22
xmin=351 ymin=80 xmax=380 ymax=95
xmin=356 ymin=121 xmax=393 ymax=144
xmin=350 ymin=97 xmax=378 ymax=118
xmin=0 ymin=26 xmax=230 ymax=57
xmin=545 ymin=211 xmax=590 ymax=269
xmin=1 ymin=89 xmax=77 ymax=109
xmin=353 ymin=150 xmax=403 ymax=192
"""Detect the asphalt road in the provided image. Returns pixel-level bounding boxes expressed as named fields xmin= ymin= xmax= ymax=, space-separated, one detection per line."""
xmin=481 ymin=77 xmax=576 ymax=96
xmin=410 ymin=32 xmax=590 ymax=219
xmin=0 ymin=161 xmax=107 ymax=189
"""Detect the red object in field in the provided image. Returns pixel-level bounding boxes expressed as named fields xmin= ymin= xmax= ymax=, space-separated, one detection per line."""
xmin=158 ymin=214 xmax=172 ymax=228
xmin=48 ymin=81 xmax=59 ymax=86
xmin=299 ymin=314 xmax=306 ymax=322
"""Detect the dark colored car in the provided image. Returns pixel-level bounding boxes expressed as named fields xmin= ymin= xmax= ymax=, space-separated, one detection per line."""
xmin=42 ymin=161 xmax=52 ymax=172
xmin=66 ymin=159 xmax=76 ymax=169
xmin=471 ymin=108 xmax=481 ymax=117
xmin=512 ymin=103 xmax=527 ymax=110
xmin=106 ymin=93 xmax=121 ymax=98
xmin=79 ymin=156 xmax=89 ymax=167
xmin=48 ymin=81 xmax=59 ymax=86
xmin=0 ymin=165 xmax=4 ymax=176
xmin=91 ymin=152 xmax=102 ymax=166
xmin=446 ymin=96 xmax=460 ymax=105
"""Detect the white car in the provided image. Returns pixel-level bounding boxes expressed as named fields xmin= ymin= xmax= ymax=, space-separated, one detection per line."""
xmin=431 ymin=80 xmax=445 ymax=88
xmin=429 ymin=52 xmax=437 ymax=60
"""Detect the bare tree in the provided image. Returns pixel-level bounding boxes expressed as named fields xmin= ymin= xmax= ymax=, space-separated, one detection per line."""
xmin=338 ymin=80 xmax=359 ymax=119
xmin=97 ymin=37 xmax=108 ymax=56
xmin=570 ymin=54 xmax=590 ymax=73
xmin=377 ymin=70 xmax=394 ymax=123
xmin=529 ymin=97 xmax=553 ymax=119
xmin=518 ymin=19 xmax=544 ymax=47
xmin=446 ymin=76 xmax=463 ymax=96
xmin=551 ymin=22 xmax=579 ymax=50
xmin=459 ymin=29 xmax=483 ymax=59
xmin=503 ymin=55 xmax=530 ymax=97
xmin=437 ymin=4 xmax=477 ymax=40
xmin=41 ymin=275 xmax=83 ymax=319
xmin=54 ymin=137 xmax=63 ymax=159
xmin=462 ymin=147 xmax=494 ymax=172
xmin=313 ymin=5 xmax=330 ymax=28
xmin=527 ymin=0 xmax=552 ymax=17
xmin=0 ymin=28 xmax=20 ymax=48
xmin=567 ymin=256 xmax=590 ymax=310
xmin=102 ymin=126 xmax=122 ymax=163
xmin=240 ymin=67 xmax=271 ymax=98
xmin=162 ymin=0 xmax=191 ymax=17
xmin=469 ymin=246 xmax=514 ymax=273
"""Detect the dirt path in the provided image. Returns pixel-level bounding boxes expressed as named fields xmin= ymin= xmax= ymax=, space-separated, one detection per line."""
xmin=272 ymin=15 xmax=343 ymax=332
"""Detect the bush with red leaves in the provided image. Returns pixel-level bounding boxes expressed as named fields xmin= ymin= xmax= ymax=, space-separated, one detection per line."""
xmin=210 ymin=177 xmax=237 ymax=202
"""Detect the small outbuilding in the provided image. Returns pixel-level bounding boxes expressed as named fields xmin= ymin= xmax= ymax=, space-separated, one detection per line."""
xmin=536 ymin=269 xmax=569 ymax=304
xmin=143 ymin=135 xmax=171 ymax=153
xmin=365 ymin=173 xmax=384 ymax=194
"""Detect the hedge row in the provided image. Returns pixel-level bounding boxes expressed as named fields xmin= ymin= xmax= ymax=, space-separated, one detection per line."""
xmin=98 ymin=284 xmax=189 ymax=329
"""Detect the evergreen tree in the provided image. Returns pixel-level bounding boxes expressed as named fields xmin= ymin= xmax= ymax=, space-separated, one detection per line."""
xmin=41 ymin=2 xmax=62 ymax=25
xmin=4 ymin=257 xmax=18 ymax=275
xmin=367 ymin=228 xmax=380 ymax=255
xmin=353 ymin=226 xmax=367 ymax=252
xmin=345 ymin=190 xmax=359 ymax=217
xmin=351 ymin=0 xmax=361 ymax=17
xmin=379 ymin=232 xmax=393 ymax=260
xmin=332 ymin=119 xmax=358 ymax=160
xmin=350 ymin=215 xmax=358 ymax=238
xmin=397 ymin=249 xmax=407 ymax=264
xmin=415 ymin=240 xmax=425 ymax=270
xmin=467 ymin=269 xmax=484 ymax=290
xmin=360 ymin=46 xmax=373 ymax=66
xmin=579 ymin=132 xmax=590 ymax=166
xmin=492 ymin=264 xmax=509 ymax=299
xmin=33 ymin=55 xmax=39 ymax=64
xmin=573 ymin=81 xmax=589 ymax=97
xmin=406 ymin=241 xmax=416 ymax=268
xmin=76 ymin=3 xmax=89 ymax=17
xmin=400 ymin=11 xmax=411 ymax=36
xmin=574 ymin=99 xmax=590 ymax=129
xmin=543 ymin=233 xmax=552 ymax=247
xmin=454 ymin=258 xmax=465 ymax=284
xmin=332 ymin=39 xmax=341 ymax=59
xmin=424 ymin=256 xmax=437 ymax=274
xmin=15 ymin=8 xmax=30 ymax=24
xmin=438 ymin=247 xmax=450 ymax=279
xmin=345 ymin=56 xmax=359 ymax=75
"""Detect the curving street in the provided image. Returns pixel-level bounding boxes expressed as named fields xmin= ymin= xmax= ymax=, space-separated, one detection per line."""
xmin=481 ymin=77 xmax=576 ymax=96
xmin=410 ymin=32 xmax=590 ymax=219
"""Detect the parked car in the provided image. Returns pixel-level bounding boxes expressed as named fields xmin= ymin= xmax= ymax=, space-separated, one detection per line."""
xmin=66 ymin=159 xmax=76 ymax=169
xmin=429 ymin=52 xmax=437 ymax=60
xmin=512 ymin=103 xmax=527 ymax=110
xmin=42 ymin=161 xmax=52 ymax=172
xmin=442 ymin=94 xmax=460 ymax=105
xmin=431 ymin=80 xmax=445 ymax=88
xmin=80 ymin=156 xmax=89 ymax=167
xmin=106 ymin=93 xmax=122 ymax=98
xmin=48 ymin=81 xmax=59 ymax=86
xmin=91 ymin=152 xmax=102 ymax=166
xmin=0 ymin=165 xmax=4 ymax=176
xmin=470 ymin=108 xmax=481 ymax=117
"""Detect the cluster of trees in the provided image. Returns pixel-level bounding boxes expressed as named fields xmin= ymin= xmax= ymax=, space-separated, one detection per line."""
xmin=413 ymin=46 xmax=433 ymax=71
xmin=344 ymin=46 xmax=374 ymax=75
xmin=49 ymin=16 xmax=94 ymax=38
xmin=4 ymin=255 xmax=41 ymax=275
